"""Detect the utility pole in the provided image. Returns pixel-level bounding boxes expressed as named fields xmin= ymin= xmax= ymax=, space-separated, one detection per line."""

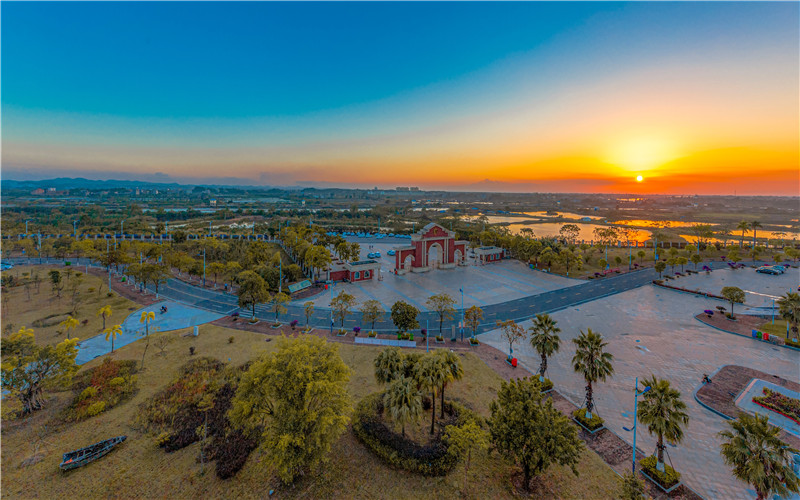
xmin=279 ymin=258 xmax=283 ymax=294
xmin=107 ymin=240 xmax=111 ymax=291
xmin=426 ymin=319 xmax=429 ymax=353
xmin=460 ymin=287 xmax=464 ymax=341
xmin=202 ymin=248 xmax=206 ymax=287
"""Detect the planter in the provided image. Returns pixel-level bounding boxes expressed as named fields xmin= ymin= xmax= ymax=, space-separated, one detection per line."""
xmin=336 ymin=331 xmax=348 ymax=337
xmin=572 ymin=409 xmax=605 ymax=434
xmin=435 ymin=337 xmax=445 ymax=344
xmin=367 ymin=332 xmax=377 ymax=338
xmin=303 ymin=327 xmax=314 ymax=334
xmin=469 ymin=338 xmax=480 ymax=346
xmin=271 ymin=322 xmax=282 ymax=329
xmin=248 ymin=319 xmax=260 ymax=325
xmin=640 ymin=456 xmax=682 ymax=493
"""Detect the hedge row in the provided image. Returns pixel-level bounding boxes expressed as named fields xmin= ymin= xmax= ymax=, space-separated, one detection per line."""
xmin=352 ymin=392 xmax=480 ymax=476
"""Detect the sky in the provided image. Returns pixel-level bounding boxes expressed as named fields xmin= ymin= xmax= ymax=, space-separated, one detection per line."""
xmin=2 ymin=2 xmax=798 ymax=195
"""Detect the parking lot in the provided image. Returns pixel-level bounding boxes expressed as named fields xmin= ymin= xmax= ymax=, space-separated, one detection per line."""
xmin=669 ymin=265 xmax=799 ymax=307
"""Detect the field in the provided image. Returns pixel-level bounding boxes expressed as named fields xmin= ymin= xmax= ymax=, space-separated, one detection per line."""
xmin=2 ymin=319 xmax=622 ymax=499
xmin=1 ymin=265 xmax=138 ymax=347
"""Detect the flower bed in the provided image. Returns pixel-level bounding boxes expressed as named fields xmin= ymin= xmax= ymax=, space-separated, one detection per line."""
xmin=469 ymin=337 xmax=480 ymax=346
xmin=753 ymin=387 xmax=800 ymax=424
xmin=572 ymin=408 xmax=604 ymax=432
xmin=640 ymin=455 xmax=681 ymax=491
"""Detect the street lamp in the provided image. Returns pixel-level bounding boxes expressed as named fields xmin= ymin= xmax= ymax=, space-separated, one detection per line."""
xmin=459 ymin=287 xmax=464 ymax=341
xmin=120 ymin=219 xmax=126 ymax=237
xmin=73 ymin=220 xmax=79 ymax=238
xmin=25 ymin=219 xmax=32 ymax=236
xmin=622 ymin=377 xmax=651 ymax=475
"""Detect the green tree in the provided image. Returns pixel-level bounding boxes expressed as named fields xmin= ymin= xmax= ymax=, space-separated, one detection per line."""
xmin=777 ymin=292 xmax=800 ymax=340
xmin=237 ymin=270 xmax=270 ymax=320
xmin=104 ymin=324 xmax=123 ymax=353
xmin=414 ymin=354 xmax=447 ymax=434
xmin=637 ymin=376 xmax=689 ymax=472
xmin=139 ymin=310 xmax=156 ymax=369
xmin=304 ymin=301 xmax=315 ymax=327
xmin=435 ymin=349 xmax=463 ymax=418
xmin=654 ymin=260 xmax=666 ymax=278
xmin=529 ymin=313 xmax=561 ymax=379
xmin=690 ymin=253 xmax=702 ymax=269
xmin=426 ymin=293 xmax=456 ymax=335
xmin=374 ymin=347 xmax=405 ymax=385
xmin=559 ymin=224 xmax=580 ymax=244
xmin=330 ymin=291 xmax=356 ymax=327
xmin=464 ymin=305 xmax=483 ymax=340
xmin=558 ymin=247 xmax=583 ymax=274
xmin=208 ymin=262 xmax=226 ymax=288
xmin=271 ymin=292 xmax=290 ymax=322
xmin=229 ymin=336 xmax=351 ymax=485
xmin=1 ymin=327 xmax=79 ymax=414
xmin=383 ymin=376 xmax=422 ymax=437
xmin=676 ymin=256 xmax=688 ymax=272
xmin=721 ymin=286 xmax=746 ymax=318
xmin=304 ymin=245 xmax=332 ymax=280
xmin=489 ymin=377 xmax=584 ymax=490
xmin=497 ymin=319 xmax=525 ymax=359
xmin=390 ymin=300 xmax=419 ymax=334
xmin=359 ymin=299 xmax=383 ymax=331
xmin=719 ymin=413 xmax=800 ymax=500
xmin=572 ymin=328 xmax=614 ymax=418
xmin=727 ymin=248 xmax=742 ymax=264
xmin=48 ymin=269 xmax=63 ymax=298
xmin=445 ymin=419 xmax=490 ymax=495
xmin=598 ymin=257 xmax=607 ymax=270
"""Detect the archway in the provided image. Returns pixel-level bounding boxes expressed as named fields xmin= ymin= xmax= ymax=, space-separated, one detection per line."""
xmin=427 ymin=242 xmax=442 ymax=269
xmin=403 ymin=255 xmax=414 ymax=271
xmin=454 ymin=249 xmax=463 ymax=266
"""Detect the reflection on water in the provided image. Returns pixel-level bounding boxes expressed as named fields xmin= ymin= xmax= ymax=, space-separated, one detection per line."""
xmin=610 ymin=220 xmax=705 ymax=228
xmin=519 ymin=211 xmax=604 ymax=220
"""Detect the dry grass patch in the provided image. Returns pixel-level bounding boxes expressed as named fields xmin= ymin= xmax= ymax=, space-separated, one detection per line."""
xmin=2 ymin=326 xmax=622 ymax=499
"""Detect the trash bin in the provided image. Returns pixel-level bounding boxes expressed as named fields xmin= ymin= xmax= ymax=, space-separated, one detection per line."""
xmin=752 ymin=330 xmax=758 ymax=338
xmin=511 ymin=358 xmax=518 ymax=368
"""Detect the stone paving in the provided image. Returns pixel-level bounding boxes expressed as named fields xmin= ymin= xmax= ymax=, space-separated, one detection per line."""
xmin=480 ymin=283 xmax=800 ymax=499
xmin=300 ymin=243 xmax=581 ymax=312
xmin=672 ymin=265 xmax=799 ymax=308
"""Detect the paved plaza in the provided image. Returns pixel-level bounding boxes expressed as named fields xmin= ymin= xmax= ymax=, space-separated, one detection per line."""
xmin=300 ymin=241 xmax=581 ymax=312
xmin=671 ymin=265 xmax=799 ymax=308
xmin=480 ymin=282 xmax=800 ymax=499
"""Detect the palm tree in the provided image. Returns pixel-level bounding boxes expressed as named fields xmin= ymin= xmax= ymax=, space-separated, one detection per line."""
xmin=636 ymin=376 xmax=689 ymax=472
xmin=719 ymin=413 xmax=800 ymax=500
xmin=751 ymin=220 xmax=763 ymax=248
xmin=383 ymin=376 xmax=422 ymax=437
xmin=572 ymin=329 xmax=614 ymax=418
xmin=777 ymin=292 xmax=800 ymax=339
xmin=59 ymin=315 xmax=79 ymax=338
xmin=104 ymin=324 xmax=123 ymax=352
xmin=435 ymin=349 xmax=463 ymax=418
xmin=529 ymin=313 xmax=561 ymax=380
xmin=139 ymin=310 xmax=156 ymax=369
xmin=736 ymin=220 xmax=750 ymax=248
xmin=414 ymin=355 xmax=447 ymax=434
xmin=97 ymin=305 xmax=112 ymax=330
xmin=374 ymin=347 xmax=404 ymax=385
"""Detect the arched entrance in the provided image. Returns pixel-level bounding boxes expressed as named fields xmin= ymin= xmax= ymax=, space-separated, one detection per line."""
xmin=427 ymin=242 xmax=442 ymax=269
xmin=403 ymin=255 xmax=414 ymax=271
xmin=454 ymin=249 xmax=463 ymax=266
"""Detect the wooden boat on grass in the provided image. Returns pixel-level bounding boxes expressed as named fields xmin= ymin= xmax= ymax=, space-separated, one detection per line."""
xmin=59 ymin=436 xmax=127 ymax=471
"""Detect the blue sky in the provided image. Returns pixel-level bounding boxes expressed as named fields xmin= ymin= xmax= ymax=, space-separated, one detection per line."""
xmin=2 ymin=2 xmax=798 ymax=193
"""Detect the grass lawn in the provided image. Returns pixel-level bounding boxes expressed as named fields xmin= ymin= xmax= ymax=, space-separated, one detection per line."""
xmin=2 ymin=324 xmax=622 ymax=499
xmin=1 ymin=265 xmax=138 ymax=347
xmin=758 ymin=319 xmax=796 ymax=341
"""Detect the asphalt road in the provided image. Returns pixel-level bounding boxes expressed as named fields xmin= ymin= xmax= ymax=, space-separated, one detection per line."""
xmin=8 ymin=256 xmax=657 ymax=335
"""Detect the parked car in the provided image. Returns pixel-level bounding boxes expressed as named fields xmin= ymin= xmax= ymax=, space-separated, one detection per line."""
xmin=771 ymin=265 xmax=786 ymax=273
xmin=387 ymin=250 xmax=396 ymax=256
xmin=756 ymin=267 xmax=781 ymax=275
xmin=367 ymin=252 xmax=376 ymax=258
xmin=373 ymin=252 xmax=381 ymax=258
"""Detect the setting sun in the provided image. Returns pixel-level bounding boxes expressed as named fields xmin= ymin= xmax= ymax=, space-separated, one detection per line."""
xmin=636 ymin=175 xmax=644 ymax=182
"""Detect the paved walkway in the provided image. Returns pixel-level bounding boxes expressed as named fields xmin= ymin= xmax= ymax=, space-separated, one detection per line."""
xmin=74 ymin=300 xmax=224 ymax=365
xmin=480 ymin=284 xmax=799 ymax=499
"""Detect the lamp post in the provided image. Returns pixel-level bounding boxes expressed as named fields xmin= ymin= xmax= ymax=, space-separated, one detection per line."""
xmin=25 ymin=219 xmax=32 ymax=236
xmin=73 ymin=220 xmax=79 ymax=238
xmin=120 ymin=219 xmax=126 ymax=238
xmin=622 ymin=377 xmax=651 ymax=475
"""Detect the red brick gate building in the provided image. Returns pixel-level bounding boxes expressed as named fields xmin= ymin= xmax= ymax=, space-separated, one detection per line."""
xmin=394 ymin=223 xmax=468 ymax=274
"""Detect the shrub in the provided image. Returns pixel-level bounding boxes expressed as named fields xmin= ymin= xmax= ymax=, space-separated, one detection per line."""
xmin=352 ymin=392 xmax=479 ymax=476
xmin=469 ymin=338 xmax=479 ymax=345
xmin=86 ymin=401 xmax=107 ymax=416
xmin=436 ymin=335 xmax=444 ymax=342
xmin=753 ymin=387 xmax=800 ymax=422
xmin=79 ymin=386 xmax=99 ymax=401
xmin=368 ymin=331 xmax=377 ymax=338
xmin=108 ymin=376 xmax=125 ymax=387
xmin=540 ymin=377 xmax=554 ymax=392
xmin=572 ymin=408 xmax=604 ymax=431
xmin=640 ymin=455 xmax=681 ymax=489
xmin=228 ymin=336 xmax=235 ymax=344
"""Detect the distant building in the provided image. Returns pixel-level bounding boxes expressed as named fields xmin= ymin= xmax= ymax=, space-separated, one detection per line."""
xmin=209 ymin=199 xmax=217 ymax=206
xmin=47 ymin=187 xmax=56 ymax=192
xmin=474 ymin=246 xmax=506 ymax=264
xmin=327 ymin=259 xmax=379 ymax=282
xmin=31 ymin=188 xmax=45 ymax=195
